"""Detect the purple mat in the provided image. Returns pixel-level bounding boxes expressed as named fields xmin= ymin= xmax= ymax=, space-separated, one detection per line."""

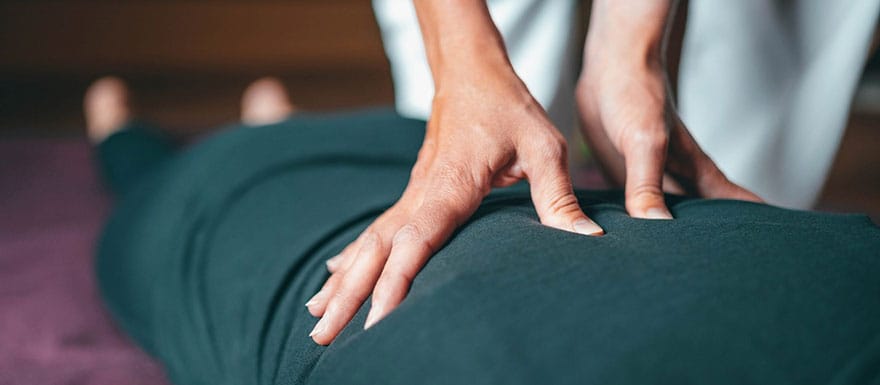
xmin=0 ymin=138 xmax=167 ymax=385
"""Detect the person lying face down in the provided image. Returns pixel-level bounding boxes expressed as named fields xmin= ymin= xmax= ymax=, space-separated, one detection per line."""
xmin=89 ymin=77 xmax=880 ymax=385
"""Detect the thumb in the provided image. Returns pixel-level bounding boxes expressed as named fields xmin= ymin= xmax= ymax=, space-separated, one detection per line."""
xmin=523 ymin=139 xmax=604 ymax=236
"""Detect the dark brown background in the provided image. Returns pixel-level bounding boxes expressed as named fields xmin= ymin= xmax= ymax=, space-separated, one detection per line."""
xmin=1 ymin=0 xmax=877 ymax=218
xmin=0 ymin=1 xmax=394 ymax=135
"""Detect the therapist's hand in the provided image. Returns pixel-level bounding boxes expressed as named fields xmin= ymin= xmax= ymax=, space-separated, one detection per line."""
xmin=305 ymin=46 xmax=603 ymax=347
xmin=304 ymin=0 xmax=602 ymax=346
xmin=577 ymin=0 xmax=761 ymax=219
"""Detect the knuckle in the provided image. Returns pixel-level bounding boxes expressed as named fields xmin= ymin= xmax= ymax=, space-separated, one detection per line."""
xmin=429 ymin=163 xmax=486 ymax=207
xmin=394 ymin=269 xmax=417 ymax=291
xmin=535 ymin=133 xmax=568 ymax=161
xmin=409 ymin=163 xmax=428 ymax=181
xmin=346 ymin=235 xmax=377 ymax=265
xmin=331 ymin=287 xmax=357 ymax=308
xmin=624 ymin=128 xmax=668 ymax=154
xmin=394 ymin=223 xmax=439 ymax=253
xmin=468 ymin=121 xmax=494 ymax=139
xmin=382 ymin=201 xmax=414 ymax=224
xmin=434 ymin=160 xmax=481 ymax=190
xmin=359 ymin=231 xmax=381 ymax=252
xmin=629 ymin=182 xmax=664 ymax=199
xmin=393 ymin=223 xmax=422 ymax=246
xmin=546 ymin=190 xmax=581 ymax=216
xmin=333 ymin=279 xmax=367 ymax=307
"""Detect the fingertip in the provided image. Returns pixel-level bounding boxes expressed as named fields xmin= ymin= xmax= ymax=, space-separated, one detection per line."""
xmin=309 ymin=318 xmax=330 ymax=345
xmin=364 ymin=304 xmax=384 ymax=330
xmin=305 ymin=296 xmax=323 ymax=317
xmin=572 ymin=218 xmax=604 ymax=236
xmin=626 ymin=193 xmax=673 ymax=220
xmin=325 ymin=258 xmax=339 ymax=272
xmin=732 ymin=187 xmax=764 ymax=204
xmin=642 ymin=207 xmax=673 ymax=220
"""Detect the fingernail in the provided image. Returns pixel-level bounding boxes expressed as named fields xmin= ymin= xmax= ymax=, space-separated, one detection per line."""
xmin=364 ymin=306 xmax=384 ymax=330
xmin=309 ymin=318 xmax=326 ymax=337
xmin=645 ymin=207 xmax=673 ymax=220
xmin=325 ymin=258 xmax=338 ymax=271
xmin=573 ymin=218 xmax=604 ymax=236
xmin=305 ymin=290 xmax=322 ymax=308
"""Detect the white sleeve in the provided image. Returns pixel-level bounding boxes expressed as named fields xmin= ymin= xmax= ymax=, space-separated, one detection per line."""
xmin=679 ymin=0 xmax=879 ymax=209
xmin=372 ymin=0 xmax=579 ymax=136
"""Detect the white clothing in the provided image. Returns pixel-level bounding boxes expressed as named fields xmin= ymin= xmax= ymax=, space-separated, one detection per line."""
xmin=679 ymin=0 xmax=879 ymax=208
xmin=373 ymin=0 xmax=878 ymax=209
xmin=372 ymin=0 xmax=580 ymax=136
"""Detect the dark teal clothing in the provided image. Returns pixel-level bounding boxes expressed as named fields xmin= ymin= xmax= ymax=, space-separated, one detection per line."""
xmin=96 ymin=109 xmax=880 ymax=385
xmin=95 ymin=121 xmax=177 ymax=195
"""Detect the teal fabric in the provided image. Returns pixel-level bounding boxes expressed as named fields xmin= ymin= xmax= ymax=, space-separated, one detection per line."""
xmin=96 ymin=121 xmax=177 ymax=195
xmin=96 ymin=109 xmax=880 ymax=385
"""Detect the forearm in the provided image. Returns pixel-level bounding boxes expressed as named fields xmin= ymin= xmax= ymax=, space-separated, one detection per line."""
xmin=584 ymin=0 xmax=675 ymax=70
xmin=412 ymin=0 xmax=517 ymax=91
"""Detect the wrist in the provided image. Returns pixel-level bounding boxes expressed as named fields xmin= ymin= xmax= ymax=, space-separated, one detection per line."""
xmin=413 ymin=0 xmax=520 ymax=92
xmin=584 ymin=0 xmax=671 ymax=73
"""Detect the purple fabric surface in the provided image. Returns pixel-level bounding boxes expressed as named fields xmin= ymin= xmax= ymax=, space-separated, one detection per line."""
xmin=0 ymin=138 xmax=168 ymax=385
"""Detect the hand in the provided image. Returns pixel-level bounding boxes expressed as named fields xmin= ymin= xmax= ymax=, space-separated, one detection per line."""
xmin=576 ymin=0 xmax=761 ymax=219
xmin=305 ymin=65 xmax=604 ymax=345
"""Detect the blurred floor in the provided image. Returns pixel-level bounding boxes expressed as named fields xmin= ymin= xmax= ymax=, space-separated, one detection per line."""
xmin=0 ymin=138 xmax=168 ymax=385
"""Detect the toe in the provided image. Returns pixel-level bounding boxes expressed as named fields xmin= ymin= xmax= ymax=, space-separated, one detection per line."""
xmin=240 ymin=77 xmax=296 ymax=126
xmin=84 ymin=76 xmax=131 ymax=143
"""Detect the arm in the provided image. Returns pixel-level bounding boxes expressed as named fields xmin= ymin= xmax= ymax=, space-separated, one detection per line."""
xmin=576 ymin=0 xmax=760 ymax=219
xmin=306 ymin=0 xmax=603 ymax=345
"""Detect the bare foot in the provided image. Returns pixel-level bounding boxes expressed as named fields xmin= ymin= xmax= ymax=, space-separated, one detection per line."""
xmin=84 ymin=76 xmax=132 ymax=143
xmin=240 ymin=77 xmax=296 ymax=126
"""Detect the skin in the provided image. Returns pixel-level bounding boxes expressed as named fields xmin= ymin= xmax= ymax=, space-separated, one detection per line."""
xmin=307 ymin=0 xmax=761 ymax=345
xmin=577 ymin=1 xmax=761 ymax=215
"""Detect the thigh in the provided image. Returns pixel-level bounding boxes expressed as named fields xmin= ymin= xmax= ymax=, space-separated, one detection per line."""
xmin=96 ymin=109 xmax=426 ymax=385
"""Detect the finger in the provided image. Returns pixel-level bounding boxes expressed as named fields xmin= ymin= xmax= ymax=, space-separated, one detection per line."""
xmin=326 ymin=211 xmax=398 ymax=273
xmin=697 ymin=164 xmax=763 ymax=203
xmin=310 ymin=232 xmax=390 ymax=345
xmin=364 ymin=171 xmax=484 ymax=329
xmin=305 ymin=269 xmax=342 ymax=317
xmin=328 ymin=198 xmax=415 ymax=273
xmin=522 ymin=137 xmax=603 ymax=235
xmin=307 ymin=228 xmax=384 ymax=317
xmin=308 ymin=236 xmax=366 ymax=317
xmin=667 ymin=122 xmax=763 ymax=203
xmin=491 ymin=162 xmax=525 ymax=188
xmin=326 ymin=238 xmax=360 ymax=273
xmin=662 ymin=174 xmax=685 ymax=195
xmin=622 ymin=132 xmax=673 ymax=219
xmin=363 ymin=225 xmax=433 ymax=329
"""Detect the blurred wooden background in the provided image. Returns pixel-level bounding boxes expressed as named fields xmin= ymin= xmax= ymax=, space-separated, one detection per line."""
xmin=0 ymin=0 xmax=877 ymax=219
xmin=0 ymin=0 xmax=395 ymax=135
